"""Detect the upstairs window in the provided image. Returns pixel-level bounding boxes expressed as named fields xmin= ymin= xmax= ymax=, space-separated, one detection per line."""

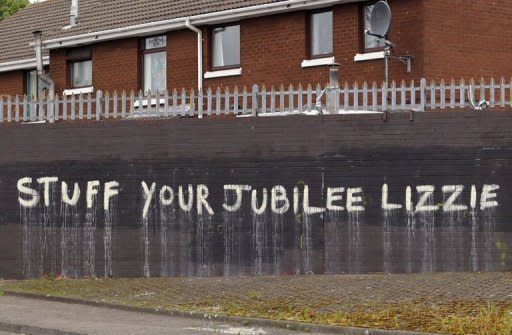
xmin=310 ymin=10 xmax=333 ymax=58
xmin=68 ymin=47 xmax=92 ymax=88
xmin=363 ymin=4 xmax=386 ymax=51
xmin=142 ymin=35 xmax=167 ymax=93
xmin=212 ymin=24 xmax=240 ymax=69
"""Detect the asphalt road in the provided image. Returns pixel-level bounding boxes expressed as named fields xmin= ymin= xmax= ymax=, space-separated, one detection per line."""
xmin=0 ymin=296 xmax=316 ymax=335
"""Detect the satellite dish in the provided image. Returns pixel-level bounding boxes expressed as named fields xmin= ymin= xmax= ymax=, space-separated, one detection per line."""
xmin=368 ymin=0 xmax=392 ymax=38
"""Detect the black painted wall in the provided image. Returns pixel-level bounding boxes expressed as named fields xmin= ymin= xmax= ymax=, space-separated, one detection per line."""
xmin=1 ymin=112 xmax=511 ymax=278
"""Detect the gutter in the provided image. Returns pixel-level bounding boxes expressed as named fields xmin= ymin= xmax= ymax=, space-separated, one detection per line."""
xmin=42 ymin=0 xmax=361 ymax=49
xmin=0 ymin=56 xmax=49 ymax=72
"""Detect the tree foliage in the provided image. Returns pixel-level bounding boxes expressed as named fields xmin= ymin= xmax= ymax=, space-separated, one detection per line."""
xmin=0 ymin=0 xmax=29 ymax=21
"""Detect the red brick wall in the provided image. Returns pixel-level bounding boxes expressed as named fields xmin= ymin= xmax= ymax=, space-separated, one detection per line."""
xmin=342 ymin=0 xmax=424 ymax=84
xmin=41 ymin=0 xmax=424 ymax=95
xmin=92 ymin=38 xmax=140 ymax=93
xmin=423 ymin=0 xmax=512 ymax=80
xmin=49 ymin=38 xmax=140 ymax=95
xmin=0 ymin=70 xmax=24 ymax=97
xmin=202 ymin=0 xmax=423 ymax=87
xmin=49 ymin=48 xmax=67 ymax=94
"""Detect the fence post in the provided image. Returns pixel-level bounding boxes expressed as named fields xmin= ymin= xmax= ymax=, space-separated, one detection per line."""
xmin=234 ymin=86 xmax=239 ymax=114
xmin=47 ymin=94 xmax=55 ymax=123
xmin=328 ymin=63 xmax=340 ymax=114
xmin=420 ymin=78 xmax=427 ymax=111
xmin=22 ymin=95 xmax=28 ymax=122
xmin=96 ymin=90 xmax=103 ymax=121
xmin=288 ymin=84 xmax=294 ymax=113
xmin=381 ymin=81 xmax=388 ymax=112
xmin=500 ymin=77 xmax=506 ymax=108
xmin=224 ymin=87 xmax=230 ymax=115
xmin=198 ymin=88 xmax=203 ymax=119
xmin=459 ymin=79 xmax=466 ymax=109
xmin=252 ymin=84 xmax=259 ymax=116
xmin=489 ymin=77 xmax=495 ymax=107
xmin=15 ymin=96 xmax=20 ymax=122
xmin=37 ymin=95 xmax=43 ymax=122
xmin=261 ymin=85 xmax=267 ymax=114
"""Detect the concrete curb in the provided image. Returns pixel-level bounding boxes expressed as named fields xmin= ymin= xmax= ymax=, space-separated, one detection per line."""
xmin=2 ymin=291 xmax=443 ymax=335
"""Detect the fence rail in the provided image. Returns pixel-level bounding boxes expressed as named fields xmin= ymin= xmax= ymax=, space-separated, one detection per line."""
xmin=0 ymin=78 xmax=510 ymax=123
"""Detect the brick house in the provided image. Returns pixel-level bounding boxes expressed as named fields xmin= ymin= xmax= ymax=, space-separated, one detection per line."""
xmin=0 ymin=0 xmax=510 ymax=98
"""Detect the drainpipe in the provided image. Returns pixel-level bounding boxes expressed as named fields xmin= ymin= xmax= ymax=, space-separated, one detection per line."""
xmin=33 ymin=30 xmax=55 ymax=121
xmin=185 ymin=18 xmax=203 ymax=94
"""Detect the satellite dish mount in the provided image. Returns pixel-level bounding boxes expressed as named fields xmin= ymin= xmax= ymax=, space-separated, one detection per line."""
xmin=366 ymin=1 xmax=414 ymax=85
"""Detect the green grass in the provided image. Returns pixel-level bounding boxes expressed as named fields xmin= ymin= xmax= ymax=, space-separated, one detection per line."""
xmin=0 ymin=276 xmax=511 ymax=334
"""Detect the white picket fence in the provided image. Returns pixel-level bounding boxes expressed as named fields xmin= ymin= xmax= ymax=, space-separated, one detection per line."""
xmin=0 ymin=78 xmax=509 ymax=123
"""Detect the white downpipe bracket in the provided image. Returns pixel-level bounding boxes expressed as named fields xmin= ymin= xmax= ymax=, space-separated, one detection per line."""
xmin=185 ymin=18 xmax=203 ymax=95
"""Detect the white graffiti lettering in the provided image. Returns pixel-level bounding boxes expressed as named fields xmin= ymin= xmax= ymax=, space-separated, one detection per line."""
xmin=197 ymin=184 xmax=214 ymax=216
xmin=347 ymin=187 xmax=365 ymax=212
xmin=141 ymin=181 xmax=156 ymax=219
xmin=251 ymin=188 xmax=268 ymax=215
xmin=62 ymin=181 xmax=80 ymax=206
xmin=104 ymin=181 xmax=120 ymax=211
xmin=303 ymin=185 xmax=325 ymax=214
xmin=223 ymin=185 xmax=252 ymax=212
xmin=442 ymin=185 xmax=467 ymax=212
xmin=17 ymin=177 xmax=40 ymax=208
xmin=480 ymin=184 xmax=500 ymax=210
xmin=271 ymin=185 xmax=290 ymax=214
xmin=159 ymin=185 xmax=174 ymax=206
xmin=326 ymin=187 xmax=345 ymax=211
xmin=178 ymin=184 xmax=194 ymax=212
xmin=381 ymin=184 xmax=402 ymax=210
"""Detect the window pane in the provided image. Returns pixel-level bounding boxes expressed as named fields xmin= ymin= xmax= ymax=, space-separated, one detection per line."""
xmin=364 ymin=5 xmax=386 ymax=49
xmin=72 ymin=60 xmax=92 ymax=87
xmin=311 ymin=11 xmax=333 ymax=56
xmin=144 ymin=51 xmax=167 ymax=93
xmin=26 ymin=70 xmax=37 ymax=99
xmin=212 ymin=25 xmax=240 ymax=68
xmin=145 ymin=35 xmax=167 ymax=50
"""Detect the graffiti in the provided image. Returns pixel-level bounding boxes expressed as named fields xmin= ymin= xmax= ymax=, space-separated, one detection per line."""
xmin=15 ymin=174 xmax=506 ymax=278
xmin=18 ymin=178 xmax=500 ymax=216
xmin=17 ymin=178 xmax=120 ymax=211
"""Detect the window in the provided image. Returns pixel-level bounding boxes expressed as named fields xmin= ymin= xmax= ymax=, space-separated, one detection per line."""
xmin=25 ymin=70 xmax=39 ymax=99
xmin=25 ymin=69 xmax=47 ymax=98
xmin=212 ymin=25 xmax=240 ymax=69
xmin=142 ymin=35 xmax=167 ymax=93
xmin=363 ymin=4 xmax=386 ymax=51
xmin=310 ymin=11 xmax=333 ymax=58
xmin=68 ymin=47 xmax=92 ymax=88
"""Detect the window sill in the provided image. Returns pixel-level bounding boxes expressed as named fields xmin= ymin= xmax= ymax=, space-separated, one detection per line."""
xmin=204 ymin=68 xmax=242 ymax=79
xmin=301 ymin=57 xmax=335 ymax=68
xmin=354 ymin=51 xmax=385 ymax=62
xmin=63 ymin=86 xmax=94 ymax=96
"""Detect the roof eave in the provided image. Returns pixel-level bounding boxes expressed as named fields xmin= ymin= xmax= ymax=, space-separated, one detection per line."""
xmin=0 ymin=56 xmax=49 ymax=73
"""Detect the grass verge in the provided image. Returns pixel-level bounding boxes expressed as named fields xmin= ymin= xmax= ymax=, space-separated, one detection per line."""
xmin=0 ymin=275 xmax=511 ymax=335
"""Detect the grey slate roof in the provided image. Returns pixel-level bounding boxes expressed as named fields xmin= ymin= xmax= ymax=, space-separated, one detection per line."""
xmin=0 ymin=0 xmax=287 ymax=64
